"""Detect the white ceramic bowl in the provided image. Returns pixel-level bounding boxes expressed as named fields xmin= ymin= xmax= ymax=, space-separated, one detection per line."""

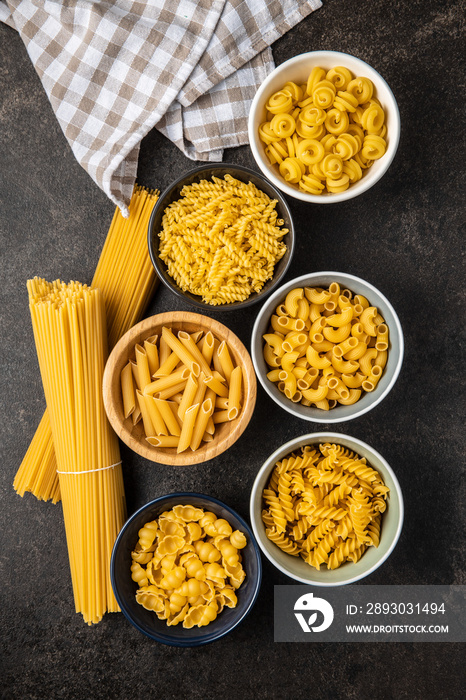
xmin=248 ymin=50 xmax=401 ymax=203
xmin=250 ymin=432 xmax=404 ymax=586
xmin=251 ymin=271 xmax=404 ymax=423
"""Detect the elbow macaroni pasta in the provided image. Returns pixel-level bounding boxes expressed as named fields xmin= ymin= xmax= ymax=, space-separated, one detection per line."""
xmin=158 ymin=174 xmax=288 ymax=305
xmin=121 ymin=327 xmax=243 ymax=453
xmin=132 ymin=506 xmax=247 ymax=628
xmin=263 ymin=283 xmax=389 ymax=410
xmin=258 ymin=66 xmax=388 ymax=195
xmin=261 ymin=443 xmax=389 ymax=570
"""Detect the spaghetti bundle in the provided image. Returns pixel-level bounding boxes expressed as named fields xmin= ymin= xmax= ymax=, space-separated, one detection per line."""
xmin=28 ymin=277 xmax=126 ymax=624
xmin=14 ymin=185 xmax=159 ymax=502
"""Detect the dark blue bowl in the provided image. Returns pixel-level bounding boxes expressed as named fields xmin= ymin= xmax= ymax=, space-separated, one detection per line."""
xmin=111 ymin=492 xmax=262 ymax=646
xmin=147 ymin=163 xmax=295 ymax=311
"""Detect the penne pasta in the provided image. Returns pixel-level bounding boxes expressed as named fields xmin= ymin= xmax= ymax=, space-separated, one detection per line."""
xmin=159 ymin=335 xmax=171 ymax=366
xmin=199 ymin=331 xmax=215 ymax=365
xmin=146 ymin=435 xmax=180 ymax=448
xmin=216 ymin=341 xmax=235 ymax=383
xmin=119 ymin=326 xmax=244 ymax=453
xmin=143 ymin=394 xmax=168 ymax=436
xmin=204 ymin=374 xmax=229 ymax=398
xmin=121 ymin=362 xmax=136 ymax=418
xmin=161 ymin=327 xmax=200 ymax=376
xmin=178 ymin=373 xmax=199 ymax=421
xmin=136 ymin=390 xmax=155 ymax=437
xmin=144 ymin=337 xmax=159 ymax=376
xmin=153 ymin=399 xmax=181 ymax=436
xmin=228 ymin=366 xmax=242 ymax=420
xmin=154 ymin=351 xmax=181 ymax=377
xmin=155 ymin=380 xmax=189 ymax=400
xmin=190 ymin=399 xmax=214 ymax=451
xmin=177 ymin=331 xmax=212 ymax=376
xmin=143 ymin=367 xmax=190 ymax=396
xmin=177 ymin=403 xmax=200 ymax=453
xmin=135 ymin=344 xmax=152 ymax=390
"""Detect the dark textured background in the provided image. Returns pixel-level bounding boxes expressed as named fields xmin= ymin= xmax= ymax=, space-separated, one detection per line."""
xmin=1 ymin=1 xmax=465 ymax=698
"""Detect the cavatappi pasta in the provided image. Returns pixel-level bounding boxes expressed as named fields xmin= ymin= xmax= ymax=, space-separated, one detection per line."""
xmin=14 ymin=184 xmax=159 ymax=503
xmin=259 ymin=66 xmax=387 ymax=195
xmin=120 ymin=327 xmax=243 ymax=453
xmin=27 ymin=278 xmax=127 ymax=624
xmin=158 ymin=174 xmax=288 ymax=305
xmin=132 ymin=506 xmax=247 ymax=627
xmin=262 ymin=282 xmax=389 ymax=410
xmin=262 ymin=443 xmax=389 ymax=570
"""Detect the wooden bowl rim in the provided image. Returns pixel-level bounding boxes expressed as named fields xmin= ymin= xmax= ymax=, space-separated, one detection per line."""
xmin=103 ymin=311 xmax=257 ymax=465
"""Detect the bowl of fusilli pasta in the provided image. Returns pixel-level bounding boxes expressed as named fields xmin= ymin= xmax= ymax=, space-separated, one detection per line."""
xmin=250 ymin=433 xmax=403 ymax=585
xmin=248 ymin=50 xmax=400 ymax=203
xmin=147 ymin=163 xmax=295 ymax=309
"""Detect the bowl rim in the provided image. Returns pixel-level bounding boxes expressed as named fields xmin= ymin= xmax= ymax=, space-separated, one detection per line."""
xmin=110 ymin=491 xmax=263 ymax=646
xmin=248 ymin=49 xmax=401 ymax=204
xmin=251 ymin=271 xmax=404 ymax=423
xmin=147 ymin=162 xmax=295 ymax=310
xmin=249 ymin=432 xmax=404 ymax=586
xmin=102 ymin=310 xmax=257 ymax=464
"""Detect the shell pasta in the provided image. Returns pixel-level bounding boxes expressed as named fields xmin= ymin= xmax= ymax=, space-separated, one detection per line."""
xmin=261 ymin=443 xmax=389 ymax=570
xmin=262 ymin=282 xmax=389 ymax=410
xmin=132 ymin=507 xmax=247 ymax=628
xmin=259 ymin=66 xmax=388 ymax=195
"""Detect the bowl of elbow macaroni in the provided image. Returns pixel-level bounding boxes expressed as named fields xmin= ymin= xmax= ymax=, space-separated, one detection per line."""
xmin=250 ymin=433 xmax=404 ymax=586
xmin=111 ymin=492 xmax=262 ymax=645
xmin=248 ymin=50 xmax=400 ymax=203
xmin=148 ymin=163 xmax=295 ymax=309
xmin=251 ymin=271 xmax=404 ymax=423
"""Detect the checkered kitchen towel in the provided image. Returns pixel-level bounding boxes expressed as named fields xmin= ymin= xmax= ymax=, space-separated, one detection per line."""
xmin=1 ymin=1 xmax=322 ymax=215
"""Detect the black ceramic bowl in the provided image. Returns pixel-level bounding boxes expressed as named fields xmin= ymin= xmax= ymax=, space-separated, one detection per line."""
xmin=148 ymin=163 xmax=295 ymax=310
xmin=110 ymin=492 xmax=262 ymax=646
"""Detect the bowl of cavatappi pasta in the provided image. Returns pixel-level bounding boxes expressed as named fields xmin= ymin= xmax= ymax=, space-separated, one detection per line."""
xmin=248 ymin=50 xmax=400 ymax=203
xmin=147 ymin=163 xmax=295 ymax=309
xmin=102 ymin=311 xmax=257 ymax=465
xmin=111 ymin=492 xmax=262 ymax=645
xmin=250 ymin=433 xmax=404 ymax=586
xmin=251 ymin=271 xmax=404 ymax=423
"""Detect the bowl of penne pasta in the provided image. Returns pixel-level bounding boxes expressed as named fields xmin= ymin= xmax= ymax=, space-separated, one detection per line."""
xmin=248 ymin=50 xmax=400 ymax=203
xmin=251 ymin=271 xmax=404 ymax=423
xmin=103 ymin=311 xmax=257 ymax=465
xmin=250 ymin=432 xmax=404 ymax=585
xmin=147 ymin=163 xmax=295 ymax=309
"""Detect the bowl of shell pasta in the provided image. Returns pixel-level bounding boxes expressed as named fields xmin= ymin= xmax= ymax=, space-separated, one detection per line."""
xmin=250 ymin=433 xmax=403 ymax=585
xmin=251 ymin=271 xmax=404 ymax=423
xmin=111 ymin=492 xmax=262 ymax=645
xmin=248 ymin=50 xmax=400 ymax=203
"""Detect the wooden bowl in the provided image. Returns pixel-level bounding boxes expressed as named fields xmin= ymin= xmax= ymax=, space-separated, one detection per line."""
xmin=103 ymin=312 xmax=257 ymax=465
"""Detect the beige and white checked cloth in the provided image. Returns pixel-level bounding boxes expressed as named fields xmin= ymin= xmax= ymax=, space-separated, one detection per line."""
xmin=1 ymin=1 xmax=322 ymax=215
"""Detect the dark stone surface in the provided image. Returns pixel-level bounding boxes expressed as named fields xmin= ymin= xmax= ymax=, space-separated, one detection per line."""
xmin=1 ymin=1 xmax=464 ymax=698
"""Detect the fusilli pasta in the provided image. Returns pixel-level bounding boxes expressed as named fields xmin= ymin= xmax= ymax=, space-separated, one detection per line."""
xmin=262 ymin=442 xmax=389 ymax=570
xmin=158 ymin=175 xmax=288 ymax=305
